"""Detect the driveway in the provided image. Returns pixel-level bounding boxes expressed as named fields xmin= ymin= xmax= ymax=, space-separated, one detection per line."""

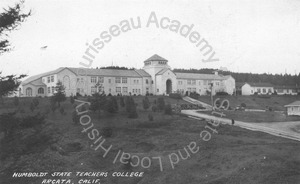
xmin=182 ymin=110 xmax=300 ymax=142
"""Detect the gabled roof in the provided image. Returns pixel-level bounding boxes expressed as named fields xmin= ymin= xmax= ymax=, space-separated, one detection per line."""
xmin=285 ymin=101 xmax=300 ymax=107
xmin=245 ymin=82 xmax=274 ymax=87
xmin=175 ymin=72 xmax=225 ymax=80
xmin=236 ymin=82 xmax=246 ymax=88
xmin=275 ymin=85 xmax=299 ymax=89
xmin=135 ymin=69 xmax=151 ymax=77
xmin=67 ymin=67 xmax=144 ymax=78
xmin=21 ymin=67 xmax=66 ymax=85
xmin=144 ymin=54 xmax=168 ymax=62
xmin=156 ymin=68 xmax=170 ymax=75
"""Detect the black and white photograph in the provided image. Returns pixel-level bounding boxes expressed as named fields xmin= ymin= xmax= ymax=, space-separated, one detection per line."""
xmin=0 ymin=0 xmax=300 ymax=183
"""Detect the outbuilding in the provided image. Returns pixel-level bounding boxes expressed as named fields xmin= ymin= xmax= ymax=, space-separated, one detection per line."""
xmin=284 ymin=101 xmax=300 ymax=116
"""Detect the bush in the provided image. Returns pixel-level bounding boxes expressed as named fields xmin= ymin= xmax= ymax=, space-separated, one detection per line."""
xmin=189 ymin=92 xmax=200 ymax=99
xmin=216 ymin=91 xmax=229 ymax=96
xmin=30 ymin=102 xmax=35 ymax=112
xmin=70 ymin=96 xmax=75 ymax=104
xmin=164 ymin=104 xmax=172 ymax=115
xmin=72 ymin=111 xmax=80 ymax=124
xmin=169 ymin=93 xmax=182 ymax=99
xmin=119 ymin=96 xmax=125 ymax=107
xmin=240 ymin=103 xmax=247 ymax=108
xmin=126 ymin=97 xmax=138 ymax=118
xmin=32 ymin=98 xmax=39 ymax=107
xmin=59 ymin=107 xmax=65 ymax=115
xmin=142 ymin=96 xmax=150 ymax=110
xmin=148 ymin=114 xmax=154 ymax=121
xmin=151 ymin=105 xmax=157 ymax=112
xmin=157 ymin=97 xmax=165 ymax=111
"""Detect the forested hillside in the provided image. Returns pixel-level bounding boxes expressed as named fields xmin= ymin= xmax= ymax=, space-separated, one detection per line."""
xmin=173 ymin=68 xmax=300 ymax=86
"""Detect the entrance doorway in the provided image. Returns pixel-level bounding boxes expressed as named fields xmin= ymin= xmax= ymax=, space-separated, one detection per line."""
xmin=166 ymin=79 xmax=172 ymax=94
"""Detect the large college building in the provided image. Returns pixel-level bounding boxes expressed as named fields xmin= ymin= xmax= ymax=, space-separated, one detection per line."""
xmin=20 ymin=54 xmax=235 ymax=97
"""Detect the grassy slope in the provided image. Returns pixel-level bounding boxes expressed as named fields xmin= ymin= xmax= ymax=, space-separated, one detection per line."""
xmin=0 ymin=96 xmax=300 ymax=184
xmin=198 ymin=95 xmax=300 ymax=111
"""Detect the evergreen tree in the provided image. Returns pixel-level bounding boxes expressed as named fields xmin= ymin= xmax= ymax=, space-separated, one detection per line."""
xmin=142 ymin=96 xmax=150 ymax=110
xmin=120 ymin=96 xmax=125 ymax=107
xmin=52 ymin=81 xmax=66 ymax=107
xmin=157 ymin=97 xmax=165 ymax=111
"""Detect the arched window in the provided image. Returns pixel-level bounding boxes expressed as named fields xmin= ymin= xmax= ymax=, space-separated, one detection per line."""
xmin=63 ymin=75 xmax=70 ymax=89
xmin=38 ymin=87 xmax=44 ymax=94
xmin=26 ymin=87 xmax=32 ymax=96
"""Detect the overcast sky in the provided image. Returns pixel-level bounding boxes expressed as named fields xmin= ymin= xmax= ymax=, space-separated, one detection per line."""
xmin=1 ymin=0 xmax=300 ymax=78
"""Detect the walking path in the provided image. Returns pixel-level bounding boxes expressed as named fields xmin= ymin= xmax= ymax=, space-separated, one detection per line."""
xmin=181 ymin=110 xmax=300 ymax=142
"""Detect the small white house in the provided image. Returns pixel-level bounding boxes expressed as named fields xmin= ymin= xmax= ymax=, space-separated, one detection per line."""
xmin=285 ymin=101 xmax=300 ymax=116
xmin=241 ymin=82 xmax=274 ymax=95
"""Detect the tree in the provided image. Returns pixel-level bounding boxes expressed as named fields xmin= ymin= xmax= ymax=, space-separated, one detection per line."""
xmin=126 ymin=97 xmax=138 ymax=118
xmin=52 ymin=81 xmax=66 ymax=107
xmin=0 ymin=73 xmax=27 ymax=104
xmin=119 ymin=96 xmax=125 ymax=107
xmin=1 ymin=1 xmax=31 ymax=54
xmin=142 ymin=96 xmax=150 ymax=110
xmin=157 ymin=97 xmax=165 ymax=111
xmin=164 ymin=104 xmax=172 ymax=115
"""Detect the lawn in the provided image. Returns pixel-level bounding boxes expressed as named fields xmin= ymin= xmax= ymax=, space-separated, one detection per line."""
xmin=0 ymin=96 xmax=299 ymax=184
xmin=198 ymin=95 xmax=300 ymax=111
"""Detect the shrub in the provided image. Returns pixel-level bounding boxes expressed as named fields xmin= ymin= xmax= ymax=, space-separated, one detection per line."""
xmin=148 ymin=114 xmax=154 ymax=121
xmin=216 ymin=91 xmax=229 ymax=96
xmin=142 ymin=96 xmax=150 ymax=110
xmin=169 ymin=93 xmax=182 ymax=99
xmin=240 ymin=103 xmax=247 ymax=108
xmin=13 ymin=96 xmax=19 ymax=106
xmin=72 ymin=111 xmax=80 ymax=124
xmin=157 ymin=97 xmax=165 ymax=111
xmin=105 ymin=97 xmax=118 ymax=113
xmin=0 ymin=112 xmax=19 ymax=137
xmin=30 ymin=102 xmax=35 ymax=112
xmin=119 ymin=96 xmax=125 ymax=107
xmin=164 ymin=104 xmax=172 ymax=115
xmin=70 ymin=96 xmax=75 ymax=104
xmin=189 ymin=92 xmax=200 ymax=99
xmin=50 ymin=101 xmax=57 ymax=113
xmin=126 ymin=97 xmax=138 ymax=118
xmin=20 ymin=113 xmax=46 ymax=129
xmin=59 ymin=107 xmax=65 ymax=115
xmin=32 ymin=98 xmax=39 ymax=107
xmin=151 ymin=105 xmax=157 ymax=112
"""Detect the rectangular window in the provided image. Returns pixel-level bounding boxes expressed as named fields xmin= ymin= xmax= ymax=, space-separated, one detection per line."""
xmin=48 ymin=87 xmax=50 ymax=93
xmin=257 ymin=88 xmax=261 ymax=93
xmin=178 ymin=81 xmax=182 ymax=85
xmin=157 ymin=89 xmax=159 ymax=92
xmin=191 ymin=80 xmax=196 ymax=85
xmin=138 ymin=89 xmax=141 ymax=94
xmin=122 ymin=77 xmax=127 ymax=83
xmin=132 ymin=89 xmax=135 ymax=93
xmin=98 ymin=77 xmax=104 ymax=83
xmin=199 ymin=81 xmax=202 ymax=86
xmin=187 ymin=80 xmax=191 ymax=85
xmin=91 ymin=86 xmax=97 ymax=94
xmin=145 ymin=79 xmax=149 ymax=84
xmin=51 ymin=76 xmax=54 ymax=82
xmin=262 ymin=88 xmax=266 ymax=93
xmin=47 ymin=77 xmax=50 ymax=83
xmin=216 ymin=82 xmax=220 ymax=86
xmin=115 ymin=77 xmax=121 ymax=83
xmin=51 ymin=86 xmax=55 ymax=93
xmin=187 ymin=88 xmax=191 ymax=92
xmin=116 ymin=87 xmax=121 ymax=93
xmin=122 ymin=87 xmax=128 ymax=93
xmin=91 ymin=77 xmax=97 ymax=83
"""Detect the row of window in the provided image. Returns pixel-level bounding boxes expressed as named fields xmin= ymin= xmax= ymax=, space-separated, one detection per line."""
xmin=46 ymin=76 xmax=55 ymax=83
xmin=179 ymin=80 xmax=220 ymax=86
xmin=47 ymin=86 xmax=56 ymax=94
xmin=90 ymin=86 xmax=141 ymax=94
xmin=90 ymin=77 xmax=149 ymax=85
